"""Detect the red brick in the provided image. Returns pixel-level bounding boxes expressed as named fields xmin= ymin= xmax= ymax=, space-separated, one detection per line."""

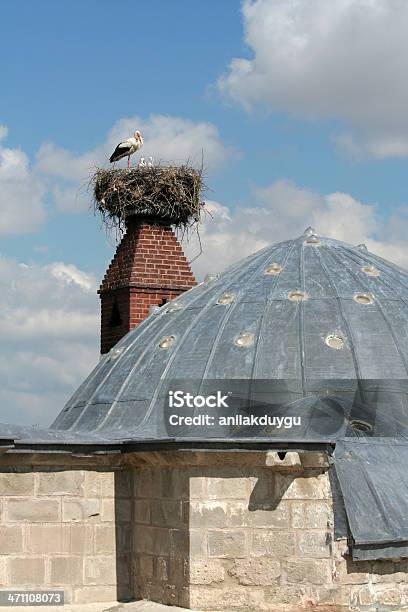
xmin=99 ymin=217 xmax=196 ymax=353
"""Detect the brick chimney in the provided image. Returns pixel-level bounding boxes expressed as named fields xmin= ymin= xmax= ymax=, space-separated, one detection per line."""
xmin=98 ymin=216 xmax=196 ymax=354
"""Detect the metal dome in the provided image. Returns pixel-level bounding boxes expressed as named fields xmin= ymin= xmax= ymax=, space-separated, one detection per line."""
xmin=50 ymin=228 xmax=408 ymax=443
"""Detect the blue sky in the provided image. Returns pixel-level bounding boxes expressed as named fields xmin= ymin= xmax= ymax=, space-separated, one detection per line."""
xmin=2 ymin=0 xmax=408 ymax=425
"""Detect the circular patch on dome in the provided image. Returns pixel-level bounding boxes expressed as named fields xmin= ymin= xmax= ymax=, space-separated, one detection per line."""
xmin=159 ymin=335 xmax=176 ymax=349
xmin=350 ymin=419 xmax=372 ymax=433
xmin=325 ymin=333 xmax=345 ymax=350
xmin=110 ymin=346 xmax=125 ymax=361
xmin=354 ymin=292 xmax=374 ymax=305
xmin=305 ymin=236 xmax=320 ymax=246
xmin=234 ymin=332 xmax=255 ymax=347
xmin=288 ymin=290 xmax=309 ymax=302
xmin=265 ymin=263 xmax=283 ymax=275
xmin=204 ymin=273 xmax=220 ymax=284
xmin=362 ymin=265 xmax=380 ymax=277
xmin=166 ymin=302 xmax=183 ymax=313
xmin=217 ymin=293 xmax=235 ymax=305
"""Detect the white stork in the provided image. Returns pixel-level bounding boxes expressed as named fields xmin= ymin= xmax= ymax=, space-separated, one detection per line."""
xmin=109 ymin=130 xmax=144 ymax=168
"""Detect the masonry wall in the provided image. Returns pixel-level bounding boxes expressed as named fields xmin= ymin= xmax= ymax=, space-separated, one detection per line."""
xmin=131 ymin=452 xmax=408 ymax=611
xmin=1 ymin=452 xmax=408 ymax=610
xmin=0 ymin=456 xmax=132 ymax=605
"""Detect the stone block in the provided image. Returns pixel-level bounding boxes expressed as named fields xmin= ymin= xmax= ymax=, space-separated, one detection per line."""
xmin=138 ymin=554 xmax=154 ymax=578
xmin=151 ymin=499 xmax=183 ymax=528
xmin=266 ymin=451 xmax=301 ymax=468
xmin=371 ymin=560 xmax=407 ymax=583
xmin=334 ymin=558 xmax=370 ymax=584
xmin=50 ymin=556 xmax=83 ymax=585
xmin=190 ymin=500 xmax=245 ymax=528
xmin=190 ymin=586 xmax=258 ymax=610
xmin=170 ymin=528 xmax=189 ymax=556
xmin=115 ymin=469 xmax=132 ymax=498
xmin=62 ymin=498 xmax=99 ymax=522
xmin=95 ymin=525 xmax=116 ymax=552
xmin=26 ymin=525 xmax=70 ymax=554
xmin=73 ymin=585 xmax=117 ymax=603
xmin=101 ymin=498 xmax=115 ymax=522
xmin=116 ymin=524 xmax=131 ymax=552
xmin=169 ymin=557 xmax=185 ymax=585
xmin=69 ymin=524 xmax=94 ymax=554
xmin=8 ymin=557 xmax=45 ymax=585
xmin=190 ymin=559 xmax=225 ymax=584
xmin=350 ymin=585 xmax=374 ymax=606
xmin=134 ymin=499 xmax=150 ymax=524
xmin=155 ymin=556 xmax=168 ymax=581
xmin=133 ymin=468 xmax=153 ymax=498
xmin=83 ymin=471 xmax=114 ymax=497
xmin=297 ymin=531 xmax=332 ymax=558
xmin=189 ymin=530 xmax=207 ymax=557
xmin=0 ymin=473 xmax=34 ymax=496
xmin=374 ymin=586 xmax=402 ymax=606
xmin=274 ymin=473 xmax=330 ymax=500
xmin=310 ymin=585 xmax=352 ymax=608
xmin=285 ymin=559 xmax=332 ymax=585
xmin=83 ymin=555 xmax=116 ymax=585
xmin=247 ymin=502 xmax=290 ymax=529
xmin=291 ymin=501 xmax=333 ymax=529
xmin=207 ymin=474 xmax=249 ymax=499
xmin=0 ymin=558 xmax=6 ymax=587
xmin=0 ymin=526 xmax=23 ymax=553
xmin=189 ymin=476 xmax=207 ymax=498
xmin=160 ymin=468 xmax=189 ymax=499
xmin=116 ymin=499 xmax=131 ymax=522
xmin=37 ymin=471 xmax=84 ymax=496
xmin=228 ymin=557 xmax=280 ymax=585
xmin=264 ymin=584 xmax=309 ymax=605
xmin=251 ymin=530 xmax=295 ymax=557
xmin=7 ymin=499 xmax=59 ymax=522
xmin=133 ymin=525 xmax=154 ymax=554
xmin=208 ymin=530 xmax=247 ymax=558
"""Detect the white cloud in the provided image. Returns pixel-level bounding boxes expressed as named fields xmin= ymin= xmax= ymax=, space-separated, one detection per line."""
xmin=187 ymin=180 xmax=408 ymax=279
xmin=0 ymin=256 xmax=99 ymax=426
xmin=0 ymin=140 xmax=46 ymax=234
xmin=219 ymin=0 xmax=408 ymax=158
xmin=36 ymin=114 xmax=233 ymax=212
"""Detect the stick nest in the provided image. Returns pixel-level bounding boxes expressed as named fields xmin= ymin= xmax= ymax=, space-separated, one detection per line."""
xmin=92 ymin=164 xmax=205 ymax=230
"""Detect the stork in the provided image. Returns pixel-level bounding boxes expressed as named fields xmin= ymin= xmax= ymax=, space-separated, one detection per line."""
xmin=109 ymin=131 xmax=144 ymax=168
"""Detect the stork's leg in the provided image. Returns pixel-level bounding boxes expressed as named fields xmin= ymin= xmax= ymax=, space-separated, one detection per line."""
xmin=128 ymin=155 xmax=130 ymax=168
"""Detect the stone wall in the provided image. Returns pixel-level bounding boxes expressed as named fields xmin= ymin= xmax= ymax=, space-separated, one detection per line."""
xmin=1 ymin=451 xmax=408 ymax=610
xmin=131 ymin=451 xmax=408 ymax=611
xmin=0 ymin=455 xmax=132 ymax=605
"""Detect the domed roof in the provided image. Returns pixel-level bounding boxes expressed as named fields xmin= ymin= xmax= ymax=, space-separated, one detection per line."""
xmin=51 ymin=228 xmax=408 ymax=443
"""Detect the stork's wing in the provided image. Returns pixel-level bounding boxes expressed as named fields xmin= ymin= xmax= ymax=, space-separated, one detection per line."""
xmin=109 ymin=142 xmax=131 ymax=163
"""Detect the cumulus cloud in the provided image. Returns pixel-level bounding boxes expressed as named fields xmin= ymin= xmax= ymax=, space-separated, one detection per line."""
xmin=0 ymin=256 xmax=99 ymax=425
xmin=219 ymin=0 xmax=408 ymax=158
xmin=0 ymin=136 xmax=46 ymax=234
xmin=36 ymin=114 xmax=233 ymax=212
xmin=187 ymin=180 xmax=408 ymax=278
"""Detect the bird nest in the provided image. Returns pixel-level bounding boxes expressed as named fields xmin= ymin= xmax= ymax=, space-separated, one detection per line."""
xmin=92 ymin=164 xmax=205 ymax=230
